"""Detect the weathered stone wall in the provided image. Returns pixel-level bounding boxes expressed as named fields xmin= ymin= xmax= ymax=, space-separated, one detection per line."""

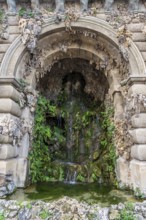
xmin=1 ymin=0 xmax=146 ymax=196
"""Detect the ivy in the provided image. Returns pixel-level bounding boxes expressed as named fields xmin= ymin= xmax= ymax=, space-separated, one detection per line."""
xmin=29 ymin=96 xmax=65 ymax=183
xmin=98 ymin=106 xmax=116 ymax=182
xmin=30 ymin=94 xmax=116 ymax=184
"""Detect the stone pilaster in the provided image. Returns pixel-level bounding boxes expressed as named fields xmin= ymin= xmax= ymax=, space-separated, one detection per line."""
xmin=128 ymin=76 xmax=146 ymax=195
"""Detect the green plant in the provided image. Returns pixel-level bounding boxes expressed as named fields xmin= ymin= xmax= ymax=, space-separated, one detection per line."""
xmin=96 ymin=106 xmax=116 ymax=183
xmin=0 ymin=213 xmax=5 ymax=220
xmin=117 ymin=202 xmax=136 ymax=220
xmin=134 ymin=187 xmax=145 ymax=199
xmin=26 ymin=202 xmax=32 ymax=209
xmin=19 ymin=7 xmax=27 ymax=17
xmin=30 ymin=92 xmax=116 ymax=184
xmin=0 ymin=9 xmax=4 ymax=23
xmin=19 ymin=8 xmax=34 ymax=18
xmin=39 ymin=209 xmax=52 ymax=219
xmin=29 ymin=95 xmax=66 ymax=182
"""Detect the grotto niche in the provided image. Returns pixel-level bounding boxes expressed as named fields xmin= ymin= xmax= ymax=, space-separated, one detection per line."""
xmin=30 ymin=58 xmax=117 ymax=184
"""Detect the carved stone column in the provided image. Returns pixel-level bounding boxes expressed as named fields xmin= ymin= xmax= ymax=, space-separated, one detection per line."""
xmin=104 ymin=0 xmax=114 ymax=11
xmin=129 ymin=0 xmax=139 ymax=11
xmin=80 ymin=0 xmax=88 ymax=12
xmin=55 ymin=0 xmax=65 ymax=13
xmin=31 ymin=0 xmax=40 ymax=11
xmin=6 ymin=0 xmax=17 ymax=14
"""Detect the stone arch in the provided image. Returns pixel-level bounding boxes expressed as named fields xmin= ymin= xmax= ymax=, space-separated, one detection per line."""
xmin=0 ymin=16 xmax=146 ymax=194
xmin=0 ymin=17 xmax=145 ymax=77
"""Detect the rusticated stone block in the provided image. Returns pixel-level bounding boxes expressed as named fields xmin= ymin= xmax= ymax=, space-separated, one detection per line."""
xmin=0 ymin=135 xmax=13 ymax=144
xmin=0 ymin=159 xmax=17 ymax=176
xmin=130 ymin=159 xmax=146 ymax=195
xmin=131 ymin=114 xmax=146 ymax=128
xmin=0 ymin=99 xmax=21 ymax=117
xmin=128 ymin=84 xmax=146 ymax=96
xmin=129 ymin=129 xmax=146 ymax=144
xmin=0 ymin=85 xmax=20 ymax=102
xmin=0 ymin=144 xmax=18 ymax=159
xmin=131 ymin=145 xmax=146 ymax=160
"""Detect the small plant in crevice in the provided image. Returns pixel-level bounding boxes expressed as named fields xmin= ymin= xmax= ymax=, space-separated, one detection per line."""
xmin=134 ymin=187 xmax=145 ymax=199
xmin=39 ymin=209 xmax=52 ymax=220
xmin=117 ymin=202 xmax=136 ymax=220
xmin=0 ymin=9 xmax=4 ymax=23
xmin=98 ymin=106 xmax=116 ymax=183
xmin=19 ymin=7 xmax=34 ymax=18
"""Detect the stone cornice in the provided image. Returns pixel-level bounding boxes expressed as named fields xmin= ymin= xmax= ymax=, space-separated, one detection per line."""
xmin=127 ymin=76 xmax=146 ymax=85
xmin=0 ymin=77 xmax=21 ymax=90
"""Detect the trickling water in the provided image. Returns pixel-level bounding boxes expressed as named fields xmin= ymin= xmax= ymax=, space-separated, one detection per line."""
xmin=65 ymin=169 xmax=77 ymax=184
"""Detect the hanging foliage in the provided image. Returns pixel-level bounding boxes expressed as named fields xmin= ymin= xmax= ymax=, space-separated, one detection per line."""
xmin=29 ymin=94 xmax=116 ymax=184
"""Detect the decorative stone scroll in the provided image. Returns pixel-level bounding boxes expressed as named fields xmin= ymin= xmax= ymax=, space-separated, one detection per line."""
xmin=19 ymin=86 xmax=38 ymax=113
xmin=19 ymin=18 xmax=42 ymax=52
xmin=126 ymin=93 xmax=146 ymax=116
xmin=0 ymin=114 xmax=22 ymax=146
xmin=117 ymin=25 xmax=132 ymax=62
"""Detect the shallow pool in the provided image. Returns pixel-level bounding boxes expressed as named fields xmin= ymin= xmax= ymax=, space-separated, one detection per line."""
xmin=7 ymin=182 xmax=141 ymax=207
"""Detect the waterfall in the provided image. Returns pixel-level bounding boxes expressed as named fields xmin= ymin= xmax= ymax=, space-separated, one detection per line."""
xmin=65 ymin=169 xmax=77 ymax=184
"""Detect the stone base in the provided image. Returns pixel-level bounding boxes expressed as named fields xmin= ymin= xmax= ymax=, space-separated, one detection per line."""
xmin=15 ymin=158 xmax=29 ymax=187
xmin=0 ymin=158 xmax=28 ymax=187
xmin=130 ymin=159 xmax=146 ymax=195
xmin=116 ymin=157 xmax=130 ymax=186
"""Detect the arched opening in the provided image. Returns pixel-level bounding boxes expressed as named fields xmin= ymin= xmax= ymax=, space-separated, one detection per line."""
xmin=31 ymin=58 xmax=111 ymax=183
xmin=0 ymin=17 xmax=146 ymax=194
